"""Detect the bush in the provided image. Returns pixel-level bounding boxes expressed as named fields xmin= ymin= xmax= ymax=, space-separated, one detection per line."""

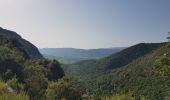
xmin=7 ymin=76 xmax=24 ymax=92
xmin=2 ymin=69 xmax=13 ymax=81
xmin=46 ymin=76 xmax=85 ymax=100
xmin=101 ymin=93 xmax=146 ymax=100
xmin=0 ymin=92 xmax=29 ymax=100
xmin=24 ymin=66 xmax=48 ymax=100
xmin=155 ymin=56 xmax=170 ymax=77
xmin=47 ymin=60 xmax=65 ymax=81
xmin=0 ymin=80 xmax=29 ymax=100
xmin=0 ymin=81 xmax=8 ymax=94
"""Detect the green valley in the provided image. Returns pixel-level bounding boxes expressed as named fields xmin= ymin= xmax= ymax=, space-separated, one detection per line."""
xmin=0 ymin=28 xmax=169 ymax=100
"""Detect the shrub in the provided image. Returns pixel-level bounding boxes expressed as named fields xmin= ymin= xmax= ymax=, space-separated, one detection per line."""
xmin=7 ymin=76 xmax=24 ymax=92
xmin=46 ymin=76 xmax=85 ymax=100
xmin=0 ymin=80 xmax=8 ymax=94
xmin=101 ymin=93 xmax=135 ymax=100
xmin=0 ymin=92 xmax=29 ymax=100
xmin=24 ymin=66 xmax=48 ymax=100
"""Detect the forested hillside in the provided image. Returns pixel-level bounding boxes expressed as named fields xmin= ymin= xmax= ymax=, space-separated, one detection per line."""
xmin=0 ymin=32 xmax=86 ymax=100
xmin=88 ymin=44 xmax=170 ymax=99
xmin=64 ymin=42 xmax=170 ymax=100
xmin=0 ymin=27 xmax=170 ymax=100
xmin=0 ymin=27 xmax=42 ymax=59
xmin=65 ymin=43 xmax=164 ymax=78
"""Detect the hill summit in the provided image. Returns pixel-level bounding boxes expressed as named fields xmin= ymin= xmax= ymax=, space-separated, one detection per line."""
xmin=0 ymin=27 xmax=42 ymax=59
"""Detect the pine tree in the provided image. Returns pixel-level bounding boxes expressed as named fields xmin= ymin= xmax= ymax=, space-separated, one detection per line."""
xmin=167 ymin=32 xmax=170 ymax=42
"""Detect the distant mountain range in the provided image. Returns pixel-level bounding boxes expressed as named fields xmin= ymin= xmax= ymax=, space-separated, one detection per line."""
xmin=39 ymin=47 xmax=125 ymax=64
xmin=0 ymin=27 xmax=42 ymax=59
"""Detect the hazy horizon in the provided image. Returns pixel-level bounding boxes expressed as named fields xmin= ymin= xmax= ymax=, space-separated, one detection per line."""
xmin=0 ymin=0 xmax=169 ymax=49
xmin=39 ymin=47 xmax=127 ymax=50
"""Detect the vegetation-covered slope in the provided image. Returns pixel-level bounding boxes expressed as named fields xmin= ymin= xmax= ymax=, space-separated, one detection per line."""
xmin=65 ymin=42 xmax=170 ymax=99
xmin=0 ymin=34 xmax=29 ymax=81
xmin=65 ymin=43 xmax=164 ymax=79
xmin=88 ymin=44 xmax=170 ymax=99
xmin=0 ymin=27 xmax=42 ymax=59
xmin=0 ymin=34 xmax=66 ymax=100
xmin=0 ymin=80 xmax=29 ymax=100
xmin=103 ymin=43 xmax=164 ymax=69
xmin=1 ymin=27 xmax=169 ymax=100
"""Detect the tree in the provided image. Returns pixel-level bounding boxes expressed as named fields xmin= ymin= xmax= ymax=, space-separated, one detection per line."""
xmin=25 ymin=59 xmax=65 ymax=81
xmin=47 ymin=60 xmax=65 ymax=81
xmin=23 ymin=66 xmax=48 ymax=100
xmin=156 ymin=56 xmax=170 ymax=77
xmin=46 ymin=76 xmax=85 ymax=100
xmin=7 ymin=76 xmax=24 ymax=92
xmin=2 ymin=69 xmax=13 ymax=81
xmin=155 ymin=32 xmax=170 ymax=77
xmin=167 ymin=32 xmax=170 ymax=42
xmin=166 ymin=32 xmax=170 ymax=48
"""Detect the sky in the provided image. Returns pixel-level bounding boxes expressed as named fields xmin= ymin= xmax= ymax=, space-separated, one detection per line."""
xmin=0 ymin=0 xmax=170 ymax=49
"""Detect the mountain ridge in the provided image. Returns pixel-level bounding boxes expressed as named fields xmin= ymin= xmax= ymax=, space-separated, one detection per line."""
xmin=90 ymin=43 xmax=170 ymax=99
xmin=39 ymin=47 xmax=125 ymax=59
xmin=65 ymin=43 xmax=164 ymax=75
xmin=64 ymin=42 xmax=170 ymax=99
xmin=0 ymin=27 xmax=43 ymax=59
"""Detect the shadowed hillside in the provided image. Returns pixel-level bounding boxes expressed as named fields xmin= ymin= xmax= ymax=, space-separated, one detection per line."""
xmin=0 ymin=32 xmax=65 ymax=100
xmin=0 ymin=27 xmax=42 ymax=59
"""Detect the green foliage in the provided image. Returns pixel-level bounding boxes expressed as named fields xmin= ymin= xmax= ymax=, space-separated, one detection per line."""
xmin=0 ymin=31 xmax=66 ymax=100
xmin=0 ymin=27 xmax=42 ymax=59
xmin=65 ymin=43 xmax=170 ymax=99
xmin=0 ymin=80 xmax=8 ymax=94
xmin=2 ymin=28 xmax=169 ymax=100
xmin=25 ymin=59 xmax=65 ymax=81
xmin=0 ymin=35 xmax=27 ymax=81
xmin=7 ymin=76 xmax=24 ymax=92
xmin=102 ymin=94 xmax=148 ymax=100
xmin=166 ymin=32 xmax=170 ymax=48
xmin=65 ymin=43 xmax=163 ymax=83
xmin=156 ymin=56 xmax=170 ymax=76
xmin=0 ymin=92 xmax=29 ymax=100
xmin=0 ymin=80 xmax=29 ymax=100
xmin=46 ymin=76 xmax=85 ymax=100
xmin=23 ymin=66 xmax=48 ymax=100
xmin=167 ymin=32 xmax=170 ymax=42
xmin=101 ymin=93 xmax=135 ymax=100
xmin=47 ymin=60 xmax=65 ymax=80
xmin=2 ymin=69 xmax=13 ymax=81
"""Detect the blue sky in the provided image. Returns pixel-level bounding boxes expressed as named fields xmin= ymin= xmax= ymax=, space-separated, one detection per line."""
xmin=0 ymin=0 xmax=169 ymax=49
